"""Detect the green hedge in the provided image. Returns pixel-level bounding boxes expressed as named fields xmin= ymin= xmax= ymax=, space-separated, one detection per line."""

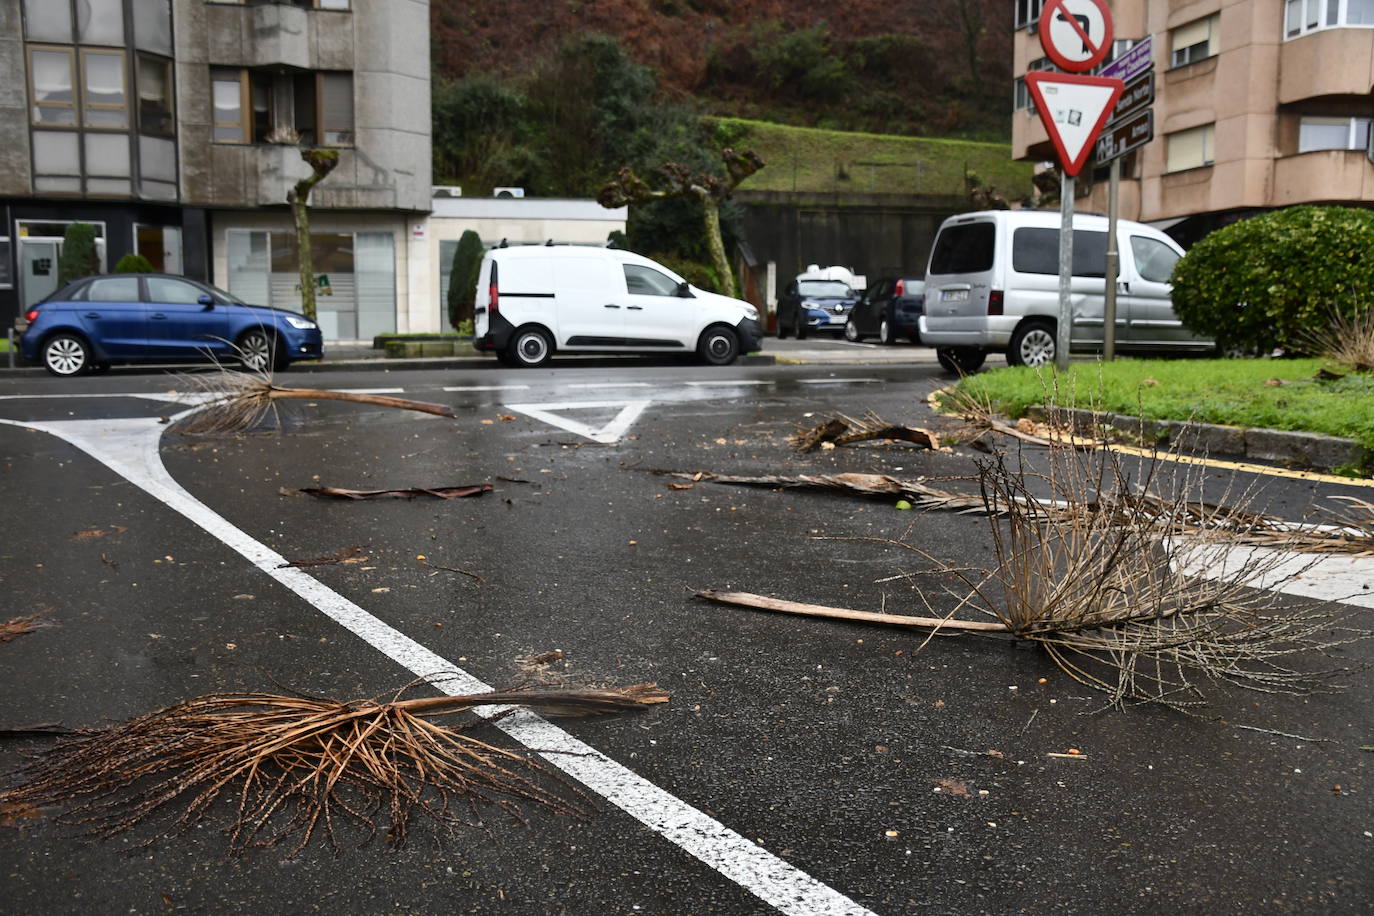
xmin=1171 ymin=206 xmax=1374 ymax=353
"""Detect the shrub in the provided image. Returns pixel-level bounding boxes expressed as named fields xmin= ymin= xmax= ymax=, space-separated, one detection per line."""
xmin=114 ymin=253 xmax=155 ymax=273
xmin=58 ymin=223 xmax=101 ymax=286
xmin=1171 ymin=206 xmax=1374 ymax=354
xmin=446 ymin=230 xmax=485 ymax=331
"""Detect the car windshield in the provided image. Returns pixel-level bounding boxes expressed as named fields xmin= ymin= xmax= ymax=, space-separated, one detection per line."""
xmin=799 ymin=280 xmax=852 ymax=298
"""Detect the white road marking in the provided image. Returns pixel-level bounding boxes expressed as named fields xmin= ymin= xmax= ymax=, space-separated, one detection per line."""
xmin=798 ymin=378 xmax=883 ymax=385
xmin=443 ymin=385 xmax=531 ymax=392
xmin=567 ymin=382 xmax=653 ymax=389
xmin=0 ymin=414 xmax=873 ymax=916
xmin=686 ymin=380 xmax=775 ymax=387
xmin=505 ymin=399 xmax=651 ymax=444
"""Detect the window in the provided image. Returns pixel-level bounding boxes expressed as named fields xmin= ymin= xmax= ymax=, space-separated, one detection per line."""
xmin=1130 ymin=237 xmax=1181 ymax=284
xmin=137 ymin=54 xmax=174 ymax=136
xmin=929 ymin=223 xmax=996 ymax=275
xmin=28 ymin=47 xmax=77 ymax=125
xmin=136 ymin=225 xmax=183 ymax=274
xmin=76 ymin=0 xmax=125 ymax=46
xmin=1286 ymin=0 xmax=1374 ymax=37
xmin=1171 ymin=14 xmax=1219 ymax=67
xmin=1014 ymin=0 xmax=1046 ymax=30
xmin=624 ymin=265 xmax=680 ymax=296
xmin=211 ymin=68 xmax=248 ymax=142
xmin=1014 ymin=58 xmax=1054 ymax=112
xmin=0 ymin=238 xmax=13 ymax=289
xmin=22 ymin=0 xmax=73 ymax=42
xmin=85 ymin=276 xmax=142 ymax=302
xmin=1166 ymin=124 xmax=1215 ymax=172
xmin=294 ymin=72 xmax=354 ymax=146
xmin=1298 ymin=116 xmax=1373 ymax=152
xmin=147 ymin=277 xmax=206 ymax=304
xmin=133 ymin=0 xmax=173 ymax=55
xmin=1012 ymin=228 xmax=1109 ymax=278
xmin=81 ymin=49 xmax=128 ymax=128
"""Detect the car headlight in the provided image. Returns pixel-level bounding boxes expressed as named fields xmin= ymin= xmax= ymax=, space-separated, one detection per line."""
xmin=285 ymin=316 xmax=317 ymax=330
xmin=744 ymin=305 xmax=758 ymax=321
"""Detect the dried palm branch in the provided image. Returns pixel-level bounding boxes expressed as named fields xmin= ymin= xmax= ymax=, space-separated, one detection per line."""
xmin=0 ymin=682 xmax=668 ymax=856
xmin=700 ymin=443 xmax=1369 ymax=710
xmin=1 ymin=611 xmax=52 ymax=644
xmin=790 ymin=412 xmax=938 ymax=452
xmin=173 ymin=366 xmax=455 ymax=434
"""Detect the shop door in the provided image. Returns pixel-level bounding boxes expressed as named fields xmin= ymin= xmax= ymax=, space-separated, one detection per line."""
xmin=20 ymin=240 xmax=61 ymax=309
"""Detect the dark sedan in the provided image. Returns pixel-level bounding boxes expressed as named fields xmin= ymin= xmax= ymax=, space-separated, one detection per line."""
xmin=776 ymin=278 xmax=858 ymax=339
xmin=844 ymin=277 xmax=924 ymax=345
xmin=20 ymin=274 xmax=323 ymax=376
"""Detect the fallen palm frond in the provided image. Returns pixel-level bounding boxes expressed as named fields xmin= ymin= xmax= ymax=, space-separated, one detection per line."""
xmin=934 ymin=384 xmax=1093 ymax=450
xmin=301 ymin=484 xmax=492 ymax=500
xmin=173 ymin=367 xmax=456 ymax=434
xmin=790 ymin=412 xmax=938 ymax=452
xmin=0 ymin=682 xmax=667 ymax=856
xmin=652 ymin=469 xmax=986 ymax=511
xmin=1 ymin=611 xmax=52 ymax=644
xmin=700 ymin=438 xmax=1369 ymax=710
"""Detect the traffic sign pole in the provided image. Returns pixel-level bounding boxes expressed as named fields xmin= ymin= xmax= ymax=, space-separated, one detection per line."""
xmin=1104 ymin=158 xmax=1120 ymax=361
xmin=1057 ymin=175 xmax=1074 ymax=371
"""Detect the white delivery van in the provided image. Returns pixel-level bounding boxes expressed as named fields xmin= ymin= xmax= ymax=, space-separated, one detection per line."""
xmin=919 ymin=210 xmax=1212 ymax=372
xmin=472 ymin=245 xmax=763 ymax=367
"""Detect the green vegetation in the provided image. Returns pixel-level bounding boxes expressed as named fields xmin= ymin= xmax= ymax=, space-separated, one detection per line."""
xmin=715 ymin=117 xmax=1030 ymax=200
xmin=1172 ymin=206 xmax=1374 ymax=354
xmin=953 ymin=359 xmax=1374 ymax=450
xmin=57 ymin=223 xmax=101 ymax=287
xmin=446 ymin=230 xmax=485 ymax=331
xmin=114 ymin=253 xmax=154 ymax=273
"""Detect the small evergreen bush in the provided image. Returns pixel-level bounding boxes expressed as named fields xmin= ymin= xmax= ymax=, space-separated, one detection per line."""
xmin=114 ymin=253 xmax=155 ymax=273
xmin=1171 ymin=206 xmax=1374 ymax=354
xmin=446 ymin=230 xmax=485 ymax=331
xmin=58 ymin=223 xmax=101 ymax=286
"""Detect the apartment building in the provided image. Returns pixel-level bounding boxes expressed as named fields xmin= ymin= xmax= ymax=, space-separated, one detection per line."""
xmin=2 ymin=0 xmax=432 ymax=340
xmin=1011 ymin=0 xmax=1374 ymax=245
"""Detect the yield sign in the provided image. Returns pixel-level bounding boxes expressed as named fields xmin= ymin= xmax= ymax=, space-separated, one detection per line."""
xmin=504 ymin=399 xmax=650 ymax=444
xmin=1025 ymin=71 xmax=1123 ymax=177
xmin=1039 ymin=0 xmax=1114 ymax=72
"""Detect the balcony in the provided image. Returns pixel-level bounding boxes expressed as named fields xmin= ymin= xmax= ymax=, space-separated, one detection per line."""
xmin=1280 ymin=29 xmax=1374 ymax=103
xmin=1272 ymin=149 xmax=1374 ymax=204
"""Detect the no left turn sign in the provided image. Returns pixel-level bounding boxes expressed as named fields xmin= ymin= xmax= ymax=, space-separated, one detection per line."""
xmin=1039 ymin=0 xmax=1114 ymax=73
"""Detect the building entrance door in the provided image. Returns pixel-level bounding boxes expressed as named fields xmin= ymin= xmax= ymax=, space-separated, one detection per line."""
xmin=19 ymin=239 xmax=61 ymax=309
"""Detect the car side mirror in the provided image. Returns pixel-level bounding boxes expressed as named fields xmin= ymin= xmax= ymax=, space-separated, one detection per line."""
xmin=676 ymin=281 xmax=693 ymax=298
xmin=197 ymin=294 xmax=214 ymax=308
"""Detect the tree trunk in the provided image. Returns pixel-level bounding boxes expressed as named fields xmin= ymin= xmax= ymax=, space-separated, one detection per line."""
xmin=696 ymin=188 xmax=736 ymax=299
xmin=285 ymin=149 xmax=340 ymax=321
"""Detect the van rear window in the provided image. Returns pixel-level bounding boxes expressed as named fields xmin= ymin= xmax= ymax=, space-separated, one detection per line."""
xmin=929 ymin=223 xmax=995 ymax=274
xmin=1012 ymin=228 xmax=1109 ymax=278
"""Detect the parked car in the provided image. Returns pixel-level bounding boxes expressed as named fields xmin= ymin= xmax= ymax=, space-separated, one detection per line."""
xmin=844 ymin=277 xmax=924 ymax=344
xmin=920 ymin=209 xmax=1211 ymax=373
xmin=472 ymin=244 xmax=763 ymax=367
xmin=20 ymin=274 xmax=323 ymax=377
xmin=776 ymin=278 xmax=859 ymax=338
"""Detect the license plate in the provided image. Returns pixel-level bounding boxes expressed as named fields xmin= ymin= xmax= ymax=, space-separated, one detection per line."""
xmin=942 ymin=289 xmax=969 ymax=302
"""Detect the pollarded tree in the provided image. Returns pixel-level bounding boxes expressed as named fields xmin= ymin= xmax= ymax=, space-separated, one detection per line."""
xmin=598 ymin=148 xmax=763 ymax=299
xmin=286 ymin=147 xmax=341 ymax=321
xmin=1170 ymin=206 xmax=1374 ymax=354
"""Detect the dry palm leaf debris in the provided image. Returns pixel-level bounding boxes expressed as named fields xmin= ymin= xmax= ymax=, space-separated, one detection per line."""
xmin=300 ymin=484 xmax=492 ymax=500
xmin=173 ymin=366 xmax=456 ymax=434
xmin=790 ymin=412 xmax=939 ymax=452
xmin=0 ymin=611 xmax=52 ymax=644
xmin=0 ymin=682 xmax=667 ymax=856
xmin=698 ymin=445 xmax=1370 ymax=711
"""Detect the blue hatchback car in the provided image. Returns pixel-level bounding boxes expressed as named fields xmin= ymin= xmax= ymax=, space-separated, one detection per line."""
xmin=21 ymin=274 xmax=323 ymax=376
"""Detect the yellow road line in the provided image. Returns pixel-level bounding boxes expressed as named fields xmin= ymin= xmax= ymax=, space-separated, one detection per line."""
xmin=925 ymin=386 xmax=1374 ymax=488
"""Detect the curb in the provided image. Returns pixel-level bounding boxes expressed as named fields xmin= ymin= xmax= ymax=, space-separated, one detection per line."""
xmin=1026 ymin=405 xmax=1369 ymax=473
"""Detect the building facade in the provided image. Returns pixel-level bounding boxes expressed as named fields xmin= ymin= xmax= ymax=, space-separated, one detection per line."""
xmin=3 ymin=0 xmax=431 ymax=340
xmin=1011 ymin=0 xmax=1374 ymax=244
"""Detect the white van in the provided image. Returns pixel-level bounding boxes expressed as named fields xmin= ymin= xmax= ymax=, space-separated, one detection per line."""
xmin=472 ymin=245 xmax=763 ymax=367
xmin=919 ymin=210 xmax=1212 ymax=372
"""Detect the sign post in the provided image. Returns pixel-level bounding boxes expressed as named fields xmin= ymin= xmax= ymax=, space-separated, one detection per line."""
xmin=1031 ymin=0 xmax=1122 ymax=370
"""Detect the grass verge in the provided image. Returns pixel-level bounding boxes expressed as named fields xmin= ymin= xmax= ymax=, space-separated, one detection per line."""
xmin=950 ymin=358 xmax=1374 ymax=451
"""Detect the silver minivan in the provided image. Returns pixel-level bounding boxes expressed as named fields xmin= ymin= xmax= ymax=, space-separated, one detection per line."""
xmin=919 ymin=210 xmax=1212 ymax=372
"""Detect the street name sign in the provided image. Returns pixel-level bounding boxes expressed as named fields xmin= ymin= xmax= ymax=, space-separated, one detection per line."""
xmin=1109 ymin=72 xmax=1154 ymax=123
xmin=1039 ymin=0 xmax=1114 ymax=72
xmin=1025 ymin=71 xmax=1124 ymax=176
xmin=1095 ymin=108 xmax=1154 ymax=162
xmin=1099 ymin=35 xmax=1153 ymax=84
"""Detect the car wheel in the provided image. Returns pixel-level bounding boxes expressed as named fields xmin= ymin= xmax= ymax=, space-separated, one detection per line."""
xmin=42 ymin=333 xmax=91 ymax=377
xmin=239 ymin=329 xmax=284 ymax=374
xmin=697 ymin=325 xmax=740 ymax=366
xmin=506 ymin=326 xmax=553 ymax=368
xmin=935 ymin=346 xmax=987 ymax=375
xmin=1008 ymin=320 xmax=1056 ymax=368
xmin=879 ymin=318 xmax=894 ymax=345
xmin=843 ymin=318 xmax=860 ymax=342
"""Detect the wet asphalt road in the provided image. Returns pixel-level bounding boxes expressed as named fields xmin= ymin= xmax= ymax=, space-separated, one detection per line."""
xmin=0 ymin=354 xmax=1371 ymax=915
